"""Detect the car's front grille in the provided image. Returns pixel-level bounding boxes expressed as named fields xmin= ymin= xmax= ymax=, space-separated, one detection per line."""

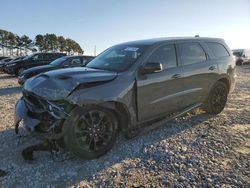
xmin=22 ymin=89 xmax=70 ymax=120
xmin=22 ymin=89 xmax=48 ymax=110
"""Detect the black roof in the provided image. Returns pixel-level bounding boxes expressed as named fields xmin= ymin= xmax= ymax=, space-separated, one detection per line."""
xmin=119 ymin=37 xmax=224 ymax=46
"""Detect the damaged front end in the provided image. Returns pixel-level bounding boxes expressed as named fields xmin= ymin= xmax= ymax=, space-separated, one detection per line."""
xmin=14 ymin=89 xmax=72 ymax=136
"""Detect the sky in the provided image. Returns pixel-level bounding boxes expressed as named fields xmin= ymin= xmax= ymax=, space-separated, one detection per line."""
xmin=1 ymin=0 xmax=250 ymax=55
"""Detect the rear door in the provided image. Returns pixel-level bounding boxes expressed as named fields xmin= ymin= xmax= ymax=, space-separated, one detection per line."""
xmin=136 ymin=43 xmax=185 ymax=122
xmin=176 ymin=42 xmax=219 ymax=107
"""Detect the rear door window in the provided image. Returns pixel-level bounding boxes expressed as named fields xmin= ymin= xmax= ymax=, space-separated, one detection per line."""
xmin=43 ymin=54 xmax=51 ymax=60
xmin=206 ymin=42 xmax=229 ymax=58
xmin=83 ymin=57 xmax=94 ymax=65
xmin=69 ymin=58 xmax=81 ymax=66
xmin=33 ymin=54 xmax=43 ymax=61
xmin=147 ymin=44 xmax=177 ymax=69
xmin=178 ymin=43 xmax=207 ymax=65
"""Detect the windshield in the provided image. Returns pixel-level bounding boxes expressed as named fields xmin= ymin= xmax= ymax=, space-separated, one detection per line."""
xmin=86 ymin=44 xmax=149 ymax=72
xmin=233 ymin=51 xmax=243 ymax=57
xmin=50 ymin=56 xmax=68 ymax=66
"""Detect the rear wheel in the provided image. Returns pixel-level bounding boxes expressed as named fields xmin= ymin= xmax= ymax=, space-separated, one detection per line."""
xmin=63 ymin=106 xmax=118 ymax=159
xmin=236 ymin=60 xmax=243 ymax=66
xmin=204 ymin=81 xmax=228 ymax=114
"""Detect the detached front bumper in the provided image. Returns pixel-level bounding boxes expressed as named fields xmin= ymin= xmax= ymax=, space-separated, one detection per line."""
xmin=14 ymin=99 xmax=41 ymax=133
xmin=14 ymin=95 xmax=69 ymax=134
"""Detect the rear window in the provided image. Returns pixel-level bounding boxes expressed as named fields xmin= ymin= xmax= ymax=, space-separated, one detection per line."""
xmin=179 ymin=43 xmax=207 ymax=65
xmin=206 ymin=42 xmax=230 ymax=58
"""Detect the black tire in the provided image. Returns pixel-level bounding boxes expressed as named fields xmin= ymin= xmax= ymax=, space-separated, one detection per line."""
xmin=204 ymin=81 xmax=228 ymax=114
xmin=236 ymin=60 xmax=243 ymax=66
xmin=16 ymin=68 xmax=24 ymax=76
xmin=63 ymin=106 xmax=118 ymax=159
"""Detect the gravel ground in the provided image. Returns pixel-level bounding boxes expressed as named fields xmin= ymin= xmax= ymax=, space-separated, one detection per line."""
xmin=0 ymin=66 xmax=249 ymax=188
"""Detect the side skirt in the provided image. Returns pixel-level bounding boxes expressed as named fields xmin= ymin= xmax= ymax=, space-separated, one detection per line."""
xmin=125 ymin=103 xmax=203 ymax=139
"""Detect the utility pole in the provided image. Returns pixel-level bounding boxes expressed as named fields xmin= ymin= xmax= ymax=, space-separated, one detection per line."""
xmin=94 ymin=45 xmax=96 ymax=56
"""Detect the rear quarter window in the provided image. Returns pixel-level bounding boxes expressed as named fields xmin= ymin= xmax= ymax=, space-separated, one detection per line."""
xmin=206 ymin=42 xmax=230 ymax=58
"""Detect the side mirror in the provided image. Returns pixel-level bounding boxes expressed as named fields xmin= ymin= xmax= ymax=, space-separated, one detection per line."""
xmin=141 ymin=62 xmax=163 ymax=74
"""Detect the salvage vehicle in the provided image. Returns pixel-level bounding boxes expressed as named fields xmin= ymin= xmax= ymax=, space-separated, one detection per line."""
xmin=18 ymin=55 xmax=95 ymax=85
xmin=14 ymin=37 xmax=236 ymax=159
xmin=5 ymin=52 xmax=66 ymax=76
xmin=232 ymin=49 xmax=250 ymax=65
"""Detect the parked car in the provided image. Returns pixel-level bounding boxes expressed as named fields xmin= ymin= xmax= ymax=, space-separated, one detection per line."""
xmin=18 ymin=55 xmax=95 ymax=85
xmin=0 ymin=56 xmax=9 ymax=61
xmin=1 ymin=56 xmax=27 ymax=72
xmin=14 ymin=37 xmax=236 ymax=159
xmin=0 ymin=57 xmax=14 ymax=72
xmin=4 ymin=52 xmax=66 ymax=76
xmin=232 ymin=49 xmax=250 ymax=65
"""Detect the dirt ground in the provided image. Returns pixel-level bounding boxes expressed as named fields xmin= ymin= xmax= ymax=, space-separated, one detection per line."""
xmin=0 ymin=66 xmax=249 ymax=188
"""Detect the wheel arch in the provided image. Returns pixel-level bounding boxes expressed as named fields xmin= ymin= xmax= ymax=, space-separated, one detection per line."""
xmin=97 ymin=101 xmax=131 ymax=132
xmin=217 ymin=77 xmax=230 ymax=93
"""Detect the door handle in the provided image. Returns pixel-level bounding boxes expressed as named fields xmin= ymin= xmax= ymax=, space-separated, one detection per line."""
xmin=209 ymin=65 xmax=216 ymax=71
xmin=172 ymin=74 xmax=181 ymax=79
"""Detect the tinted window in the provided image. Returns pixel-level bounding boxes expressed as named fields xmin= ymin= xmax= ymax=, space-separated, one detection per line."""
xmin=147 ymin=44 xmax=177 ymax=69
xmin=83 ymin=57 xmax=93 ymax=65
xmin=69 ymin=58 xmax=81 ymax=66
xmin=233 ymin=51 xmax=242 ymax=57
xmin=206 ymin=42 xmax=229 ymax=58
xmin=179 ymin=43 xmax=207 ymax=65
xmin=33 ymin=54 xmax=43 ymax=61
xmin=50 ymin=56 xmax=68 ymax=66
xmin=43 ymin=54 xmax=51 ymax=60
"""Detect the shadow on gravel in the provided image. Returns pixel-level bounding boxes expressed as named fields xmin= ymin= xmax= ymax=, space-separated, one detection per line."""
xmin=0 ymin=86 xmax=22 ymax=96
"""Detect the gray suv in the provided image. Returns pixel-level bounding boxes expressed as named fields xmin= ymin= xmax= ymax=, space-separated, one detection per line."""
xmin=14 ymin=37 xmax=236 ymax=159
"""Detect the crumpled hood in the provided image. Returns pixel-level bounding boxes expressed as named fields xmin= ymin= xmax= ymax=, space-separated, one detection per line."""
xmin=24 ymin=67 xmax=117 ymax=101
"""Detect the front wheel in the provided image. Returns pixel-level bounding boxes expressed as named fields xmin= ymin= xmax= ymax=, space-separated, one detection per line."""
xmin=204 ymin=81 xmax=228 ymax=114
xmin=63 ymin=106 xmax=118 ymax=159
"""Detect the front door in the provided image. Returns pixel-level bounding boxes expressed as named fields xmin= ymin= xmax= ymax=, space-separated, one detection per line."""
xmin=136 ymin=44 xmax=185 ymax=122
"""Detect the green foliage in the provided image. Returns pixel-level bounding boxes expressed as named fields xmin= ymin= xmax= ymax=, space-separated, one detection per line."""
xmin=35 ymin=33 xmax=84 ymax=54
xmin=0 ymin=29 xmax=84 ymax=56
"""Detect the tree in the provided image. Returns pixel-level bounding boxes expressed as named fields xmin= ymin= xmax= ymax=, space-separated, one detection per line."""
xmin=20 ymin=35 xmax=32 ymax=55
xmin=35 ymin=34 xmax=44 ymax=52
xmin=48 ymin=34 xmax=58 ymax=52
xmin=0 ymin=29 xmax=8 ymax=56
xmin=15 ymin=35 xmax=23 ymax=56
xmin=65 ymin=38 xmax=73 ymax=55
xmin=58 ymin=36 xmax=66 ymax=52
xmin=7 ymin=32 xmax=16 ymax=56
xmin=0 ymin=29 xmax=84 ymax=56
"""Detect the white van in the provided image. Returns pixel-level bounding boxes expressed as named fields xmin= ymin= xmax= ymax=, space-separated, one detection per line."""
xmin=232 ymin=49 xmax=250 ymax=65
